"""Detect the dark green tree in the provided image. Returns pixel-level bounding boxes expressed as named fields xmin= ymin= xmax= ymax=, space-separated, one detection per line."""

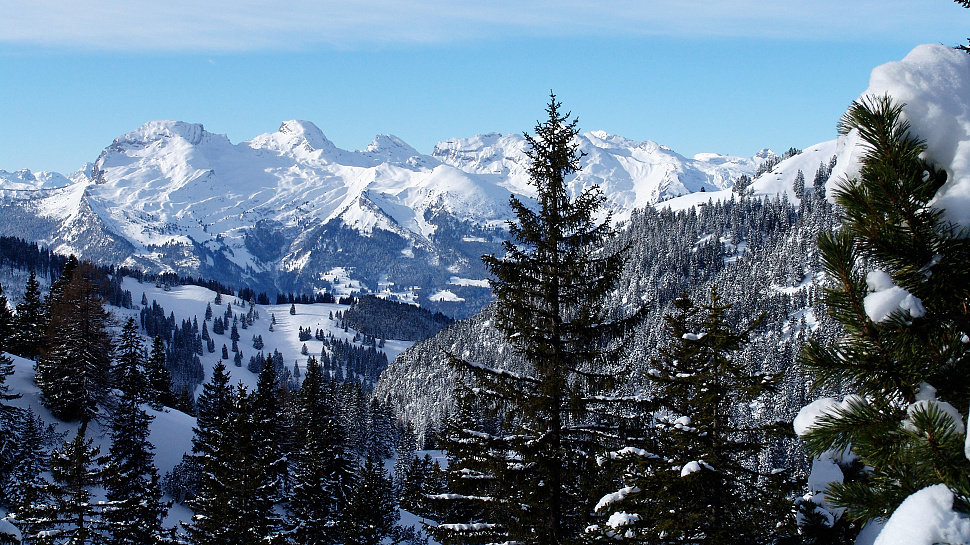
xmin=186 ymin=384 xmax=281 ymax=545
xmin=146 ymin=335 xmax=174 ymax=410
xmin=435 ymin=94 xmax=643 ymax=545
xmin=341 ymin=455 xmax=399 ymax=545
xmin=28 ymin=430 xmax=107 ymax=544
xmin=103 ymin=325 xmax=170 ymax=545
xmin=251 ymin=354 xmax=289 ymax=502
xmin=588 ymin=288 xmax=794 ymax=544
xmin=289 ymin=357 xmax=354 ymax=545
xmin=6 ymin=408 xmax=55 ymax=540
xmin=10 ymin=270 xmax=46 ymax=359
xmin=799 ymin=94 xmax=970 ymax=524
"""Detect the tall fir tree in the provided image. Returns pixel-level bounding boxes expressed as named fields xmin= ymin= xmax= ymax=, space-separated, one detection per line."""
xmin=27 ymin=430 xmax=107 ymax=545
xmin=102 ymin=320 xmax=170 ymax=545
xmin=186 ymin=384 xmax=281 ymax=545
xmin=6 ymin=408 xmax=55 ymax=538
xmin=146 ymin=335 xmax=174 ymax=410
xmin=10 ymin=270 xmax=46 ymax=359
xmin=587 ymin=289 xmax=795 ymax=544
xmin=251 ymin=354 xmax=289 ymax=502
xmin=341 ymin=455 xmax=399 ymax=545
xmin=0 ymin=280 xmax=22 ymax=507
xmin=289 ymin=356 xmax=355 ymax=545
xmin=799 ymin=95 xmax=970 ymax=524
xmin=435 ymin=94 xmax=644 ymax=545
xmin=35 ymin=261 xmax=113 ymax=429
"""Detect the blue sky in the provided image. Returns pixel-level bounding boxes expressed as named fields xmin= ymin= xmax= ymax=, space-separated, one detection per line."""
xmin=2 ymin=1 xmax=968 ymax=174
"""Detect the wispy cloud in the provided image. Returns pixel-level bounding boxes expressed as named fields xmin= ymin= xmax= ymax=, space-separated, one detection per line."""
xmin=2 ymin=0 xmax=964 ymax=51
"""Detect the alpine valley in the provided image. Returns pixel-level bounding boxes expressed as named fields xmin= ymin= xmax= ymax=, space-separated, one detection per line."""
xmin=0 ymin=121 xmax=774 ymax=318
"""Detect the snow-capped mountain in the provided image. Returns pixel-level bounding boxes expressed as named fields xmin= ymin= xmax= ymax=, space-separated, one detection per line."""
xmin=0 ymin=120 xmax=771 ymax=317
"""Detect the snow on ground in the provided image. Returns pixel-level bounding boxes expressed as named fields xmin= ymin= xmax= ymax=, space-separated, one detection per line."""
xmin=428 ymin=289 xmax=464 ymax=303
xmin=119 ymin=277 xmax=414 ymax=397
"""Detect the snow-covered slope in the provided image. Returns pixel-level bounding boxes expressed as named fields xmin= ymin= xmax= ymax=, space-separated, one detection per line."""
xmin=0 ymin=121 xmax=771 ymax=316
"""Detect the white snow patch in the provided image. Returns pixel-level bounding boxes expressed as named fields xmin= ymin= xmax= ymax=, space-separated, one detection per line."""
xmin=863 ymin=270 xmax=925 ymax=323
xmin=429 ymin=289 xmax=464 ymax=302
xmin=448 ymin=276 xmax=491 ymax=288
xmin=873 ymin=484 xmax=970 ymax=545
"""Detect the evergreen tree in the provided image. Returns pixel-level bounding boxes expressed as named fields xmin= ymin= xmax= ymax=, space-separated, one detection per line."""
xmin=793 ymin=169 xmax=805 ymax=199
xmin=588 ymin=288 xmax=794 ymax=544
xmin=10 ymin=270 xmax=45 ymax=359
xmin=435 ymin=94 xmax=643 ymax=545
xmin=799 ymin=95 xmax=970 ymax=524
xmin=341 ymin=455 xmax=399 ymax=545
xmin=186 ymin=382 xmax=281 ymax=545
xmin=0 ymin=279 xmax=21 ymax=504
xmin=6 ymin=408 xmax=54 ymax=534
xmin=252 ymin=354 xmax=289 ymax=502
xmin=113 ymin=318 xmax=148 ymax=403
xmin=146 ymin=335 xmax=175 ymax=410
xmin=289 ymin=357 xmax=354 ymax=545
xmin=28 ymin=430 xmax=107 ymax=545
xmin=103 ymin=331 xmax=170 ymax=545
xmin=35 ymin=261 xmax=113 ymax=429
xmin=0 ymin=281 xmax=12 ymax=345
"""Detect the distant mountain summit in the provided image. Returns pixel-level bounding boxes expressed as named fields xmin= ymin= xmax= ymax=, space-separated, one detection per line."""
xmin=0 ymin=121 xmax=772 ymax=317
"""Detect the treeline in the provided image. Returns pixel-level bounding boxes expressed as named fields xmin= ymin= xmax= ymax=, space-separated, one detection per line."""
xmin=342 ymin=295 xmax=454 ymax=342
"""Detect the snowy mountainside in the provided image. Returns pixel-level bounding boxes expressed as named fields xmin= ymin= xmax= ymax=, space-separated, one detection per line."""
xmin=0 ymin=121 xmax=771 ymax=318
xmin=376 ymin=194 xmax=842 ymax=449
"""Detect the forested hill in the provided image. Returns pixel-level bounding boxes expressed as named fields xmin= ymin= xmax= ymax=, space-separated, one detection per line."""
xmin=376 ymin=190 xmax=842 ymax=454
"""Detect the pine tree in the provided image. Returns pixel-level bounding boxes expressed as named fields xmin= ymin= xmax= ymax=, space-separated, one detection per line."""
xmin=0 ymin=279 xmax=21 ymax=503
xmin=29 ymin=430 xmax=107 ymax=544
xmin=251 ymin=354 xmax=289 ymax=502
xmin=146 ymin=336 xmax=174 ymax=410
xmin=798 ymin=95 xmax=970 ymax=524
xmin=10 ymin=270 xmax=45 ymax=359
xmin=341 ymin=455 xmax=399 ymax=545
xmin=289 ymin=357 xmax=355 ymax=545
xmin=6 ymin=408 xmax=54 ymax=536
xmin=435 ymin=94 xmax=643 ymax=545
xmin=588 ymin=289 xmax=795 ymax=544
xmin=187 ymin=382 xmax=281 ymax=545
xmin=35 ymin=261 xmax=113 ymax=429
xmin=103 ymin=330 xmax=170 ymax=545
xmin=793 ymin=169 xmax=805 ymax=199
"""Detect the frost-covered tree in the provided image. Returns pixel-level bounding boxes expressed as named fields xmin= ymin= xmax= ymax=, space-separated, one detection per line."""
xmin=26 ymin=431 xmax=106 ymax=545
xmin=798 ymin=95 xmax=970 ymax=527
xmin=588 ymin=288 xmax=795 ymax=544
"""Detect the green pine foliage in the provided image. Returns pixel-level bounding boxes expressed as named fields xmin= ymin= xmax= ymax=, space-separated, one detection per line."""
xmin=186 ymin=384 xmax=282 ymax=545
xmin=799 ymin=94 xmax=970 ymax=523
xmin=6 ymin=408 xmax=56 ymax=540
xmin=25 ymin=430 xmax=107 ymax=545
xmin=341 ymin=455 xmax=399 ymax=545
xmin=103 ymin=329 xmax=170 ymax=545
xmin=588 ymin=288 xmax=795 ymax=544
xmin=10 ymin=270 xmax=46 ymax=360
xmin=288 ymin=356 xmax=355 ymax=545
xmin=435 ymin=94 xmax=644 ymax=545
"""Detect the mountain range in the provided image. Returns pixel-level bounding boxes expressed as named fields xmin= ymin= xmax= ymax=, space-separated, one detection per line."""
xmin=0 ymin=121 xmax=774 ymax=317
